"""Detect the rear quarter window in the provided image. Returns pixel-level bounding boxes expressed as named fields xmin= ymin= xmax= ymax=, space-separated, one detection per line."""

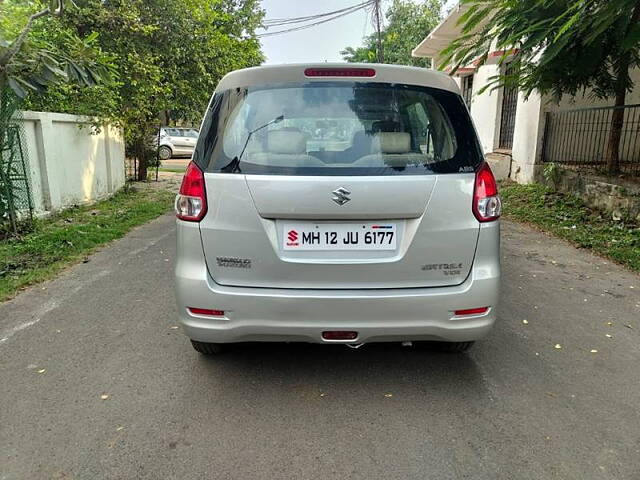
xmin=192 ymin=82 xmax=482 ymax=176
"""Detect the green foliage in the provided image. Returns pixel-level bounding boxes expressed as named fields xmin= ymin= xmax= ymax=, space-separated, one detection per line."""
xmin=500 ymin=181 xmax=640 ymax=272
xmin=440 ymin=0 xmax=640 ymax=101
xmin=0 ymin=0 xmax=114 ymax=100
xmin=23 ymin=0 xmax=265 ymax=180
xmin=542 ymin=162 xmax=559 ymax=183
xmin=0 ymin=184 xmax=175 ymax=300
xmin=341 ymin=0 xmax=442 ymax=67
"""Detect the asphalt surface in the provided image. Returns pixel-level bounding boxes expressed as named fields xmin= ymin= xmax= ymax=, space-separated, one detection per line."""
xmin=161 ymin=158 xmax=190 ymax=170
xmin=1 ymin=214 xmax=639 ymax=480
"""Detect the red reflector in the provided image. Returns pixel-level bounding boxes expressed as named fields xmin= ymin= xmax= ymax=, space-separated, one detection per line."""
xmin=454 ymin=307 xmax=489 ymax=316
xmin=304 ymin=68 xmax=375 ymax=77
xmin=322 ymin=331 xmax=358 ymax=340
xmin=188 ymin=307 xmax=224 ymax=317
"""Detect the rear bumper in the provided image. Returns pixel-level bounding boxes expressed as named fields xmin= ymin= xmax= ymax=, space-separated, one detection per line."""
xmin=175 ymin=221 xmax=500 ymax=344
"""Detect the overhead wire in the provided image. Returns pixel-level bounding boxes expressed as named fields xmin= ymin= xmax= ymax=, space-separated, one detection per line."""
xmin=258 ymin=1 xmax=375 ymax=37
xmin=263 ymin=1 xmax=373 ymax=26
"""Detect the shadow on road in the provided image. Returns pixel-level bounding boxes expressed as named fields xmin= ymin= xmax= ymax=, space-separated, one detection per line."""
xmin=193 ymin=343 xmax=488 ymax=400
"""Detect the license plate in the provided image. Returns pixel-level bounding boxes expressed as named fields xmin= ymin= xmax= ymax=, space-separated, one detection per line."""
xmin=282 ymin=222 xmax=397 ymax=251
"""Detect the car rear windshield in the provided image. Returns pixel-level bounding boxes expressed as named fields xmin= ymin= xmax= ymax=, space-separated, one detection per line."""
xmin=193 ymin=82 xmax=482 ymax=176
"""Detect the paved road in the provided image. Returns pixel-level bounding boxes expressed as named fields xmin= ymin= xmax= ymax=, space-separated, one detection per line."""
xmin=1 ymin=215 xmax=639 ymax=480
xmin=161 ymin=158 xmax=190 ymax=170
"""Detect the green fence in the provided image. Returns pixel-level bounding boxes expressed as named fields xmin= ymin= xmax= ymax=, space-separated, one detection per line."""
xmin=0 ymin=90 xmax=33 ymax=234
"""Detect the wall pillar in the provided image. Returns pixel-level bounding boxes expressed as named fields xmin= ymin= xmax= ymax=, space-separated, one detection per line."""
xmin=510 ymin=91 xmax=546 ymax=183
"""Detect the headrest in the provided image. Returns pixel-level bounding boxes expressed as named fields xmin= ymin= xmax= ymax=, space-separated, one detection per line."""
xmin=371 ymin=120 xmax=401 ymax=133
xmin=372 ymin=132 xmax=411 ymax=154
xmin=267 ymin=130 xmax=307 ymax=154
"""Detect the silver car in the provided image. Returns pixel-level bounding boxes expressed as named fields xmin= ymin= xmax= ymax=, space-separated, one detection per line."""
xmin=158 ymin=127 xmax=199 ymax=160
xmin=174 ymin=64 xmax=501 ymax=355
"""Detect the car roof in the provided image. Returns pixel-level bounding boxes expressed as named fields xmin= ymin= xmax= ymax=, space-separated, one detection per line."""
xmin=215 ymin=63 xmax=460 ymax=95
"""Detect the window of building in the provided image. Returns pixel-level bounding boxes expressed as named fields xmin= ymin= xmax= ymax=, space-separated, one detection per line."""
xmin=461 ymin=75 xmax=474 ymax=109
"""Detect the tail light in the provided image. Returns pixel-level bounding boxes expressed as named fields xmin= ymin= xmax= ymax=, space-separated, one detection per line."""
xmin=472 ymin=162 xmax=501 ymax=222
xmin=175 ymin=162 xmax=207 ymax=222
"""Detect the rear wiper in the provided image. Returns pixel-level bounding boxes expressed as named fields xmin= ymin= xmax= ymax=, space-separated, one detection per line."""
xmin=220 ymin=114 xmax=284 ymax=173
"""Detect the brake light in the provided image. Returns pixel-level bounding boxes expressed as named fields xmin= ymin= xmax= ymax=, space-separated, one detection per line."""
xmin=304 ymin=67 xmax=376 ymax=77
xmin=175 ymin=162 xmax=207 ymax=222
xmin=472 ymin=162 xmax=501 ymax=222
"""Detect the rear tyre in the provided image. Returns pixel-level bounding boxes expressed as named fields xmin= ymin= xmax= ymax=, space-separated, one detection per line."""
xmin=190 ymin=340 xmax=227 ymax=355
xmin=414 ymin=341 xmax=475 ymax=353
xmin=158 ymin=145 xmax=172 ymax=160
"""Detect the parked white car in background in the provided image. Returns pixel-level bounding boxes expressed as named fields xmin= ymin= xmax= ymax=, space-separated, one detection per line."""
xmin=174 ymin=63 xmax=501 ymax=355
xmin=158 ymin=127 xmax=199 ymax=160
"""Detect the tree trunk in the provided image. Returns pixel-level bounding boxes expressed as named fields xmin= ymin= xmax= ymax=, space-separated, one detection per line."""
xmin=605 ymin=87 xmax=626 ymax=175
xmin=134 ymin=138 xmax=148 ymax=182
xmin=606 ymin=0 xmax=640 ymax=175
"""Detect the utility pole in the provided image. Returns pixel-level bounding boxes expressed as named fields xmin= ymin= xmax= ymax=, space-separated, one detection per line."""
xmin=373 ymin=0 xmax=384 ymax=63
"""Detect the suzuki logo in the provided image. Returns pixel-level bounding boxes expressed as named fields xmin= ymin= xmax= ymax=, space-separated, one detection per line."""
xmin=287 ymin=230 xmax=298 ymax=242
xmin=331 ymin=187 xmax=351 ymax=206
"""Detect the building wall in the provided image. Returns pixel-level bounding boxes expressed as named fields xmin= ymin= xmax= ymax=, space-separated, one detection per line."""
xmin=546 ymin=68 xmax=640 ymax=112
xmin=463 ymin=67 xmax=640 ymax=184
xmin=19 ymin=111 xmax=125 ymax=215
xmin=539 ymin=68 xmax=640 ymax=173
xmin=467 ymin=63 xmax=502 ymax=153
xmin=510 ymin=90 xmax=545 ymax=183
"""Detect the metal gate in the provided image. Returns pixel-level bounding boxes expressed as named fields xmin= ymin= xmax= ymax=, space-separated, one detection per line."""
xmin=1 ymin=121 xmax=33 ymax=233
xmin=498 ymin=63 xmax=518 ymax=150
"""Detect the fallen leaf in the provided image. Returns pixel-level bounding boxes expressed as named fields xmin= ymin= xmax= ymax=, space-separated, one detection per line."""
xmin=590 ymin=349 xmax=598 ymax=353
xmin=605 ymin=334 xmax=612 ymax=339
xmin=522 ymin=319 xmax=529 ymax=325
xmin=546 ymin=392 xmax=556 ymax=397
xmin=554 ymin=344 xmax=562 ymax=350
xmin=169 ymin=326 xmax=179 ymax=330
xmin=625 ymin=324 xmax=634 ymax=329
xmin=319 ymin=393 xmax=326 ymax=397
xmin=384 ymin=393 xmax=393 ymax=398
xmin=606 ymin=322 xmax=613 ymax=326
xmin=101 ymin=394 xmax=110 ymax=400
xmin=37 ymin=368 xmax=46 ymax=374
xmin=116 ymin=426 xmax=125 ymax=431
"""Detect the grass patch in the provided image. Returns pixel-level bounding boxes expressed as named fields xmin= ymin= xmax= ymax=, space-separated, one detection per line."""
xmin=500 ymin=181 xmax=640 ymax=272
xmin=158 ymin=167 xmax=186 ymax=173
xmin=0 ymin=185 xmax=175 ymax=301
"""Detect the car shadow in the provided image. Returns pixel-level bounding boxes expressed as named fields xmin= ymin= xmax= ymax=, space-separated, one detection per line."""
xmin=194 ymin=342 xmax=489 ymax=399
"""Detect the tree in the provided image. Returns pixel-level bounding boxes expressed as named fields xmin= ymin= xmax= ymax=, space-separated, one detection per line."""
xmin=0 ymin=0 xmax=113 ymax=232
xmin=0 ymin=0 xmax=112 ymax=105
xmin=440 ymin=0 xmax=640 ymax=175
xmin=24 ymin=0 xmax=265 ymax=181
xmin=341 ymin=0 xmax=443 ymax=67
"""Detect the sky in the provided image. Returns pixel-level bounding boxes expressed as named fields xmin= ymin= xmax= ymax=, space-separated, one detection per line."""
xmin=258 ymin=0 xmax=458 ymax=65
